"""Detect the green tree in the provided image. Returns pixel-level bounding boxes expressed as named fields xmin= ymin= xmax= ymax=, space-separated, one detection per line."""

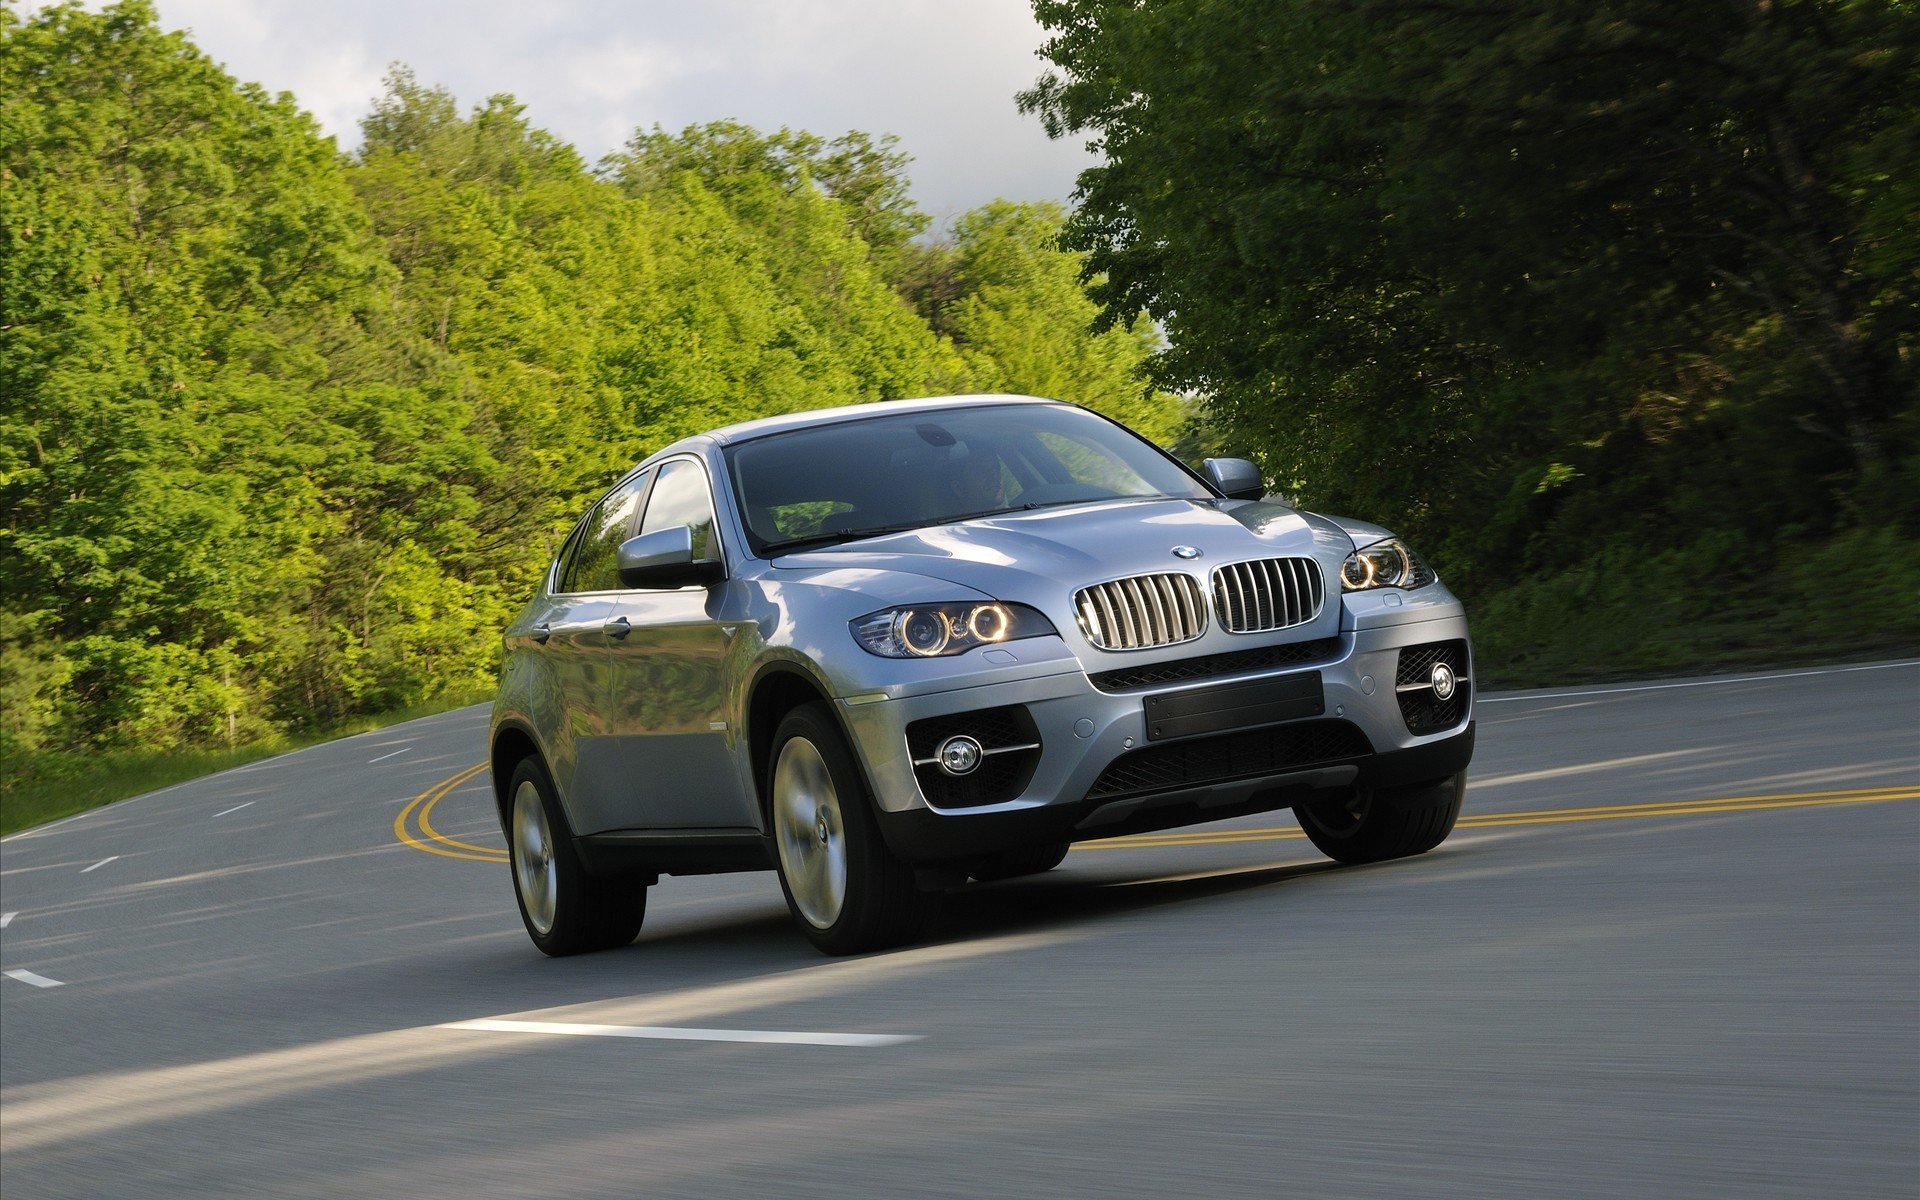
xmin=601 ymin=122 xmax=968 ymax=432
xmin=1020 ymin=0 xmax=1920 ymax=577
xmin=2 ymin=0 xmax=386 ymax=745
xmin=938 ymin=201 xmax=1183 ymax=442
xmin=605 ymin=121 xmax=931 ymax=269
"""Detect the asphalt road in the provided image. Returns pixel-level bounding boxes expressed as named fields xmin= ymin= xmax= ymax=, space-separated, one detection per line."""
xmin=3 ymin=661 xmax=1916 ymax=1199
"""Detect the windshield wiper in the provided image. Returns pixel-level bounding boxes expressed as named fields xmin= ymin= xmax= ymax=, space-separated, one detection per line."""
xmin=762 ymin=496 xmax=1186 ymax=555
xmin=759 ymin=504 xmax=1053 ymax=556
xmin=760 ymin=520 xmax=944 ymax=556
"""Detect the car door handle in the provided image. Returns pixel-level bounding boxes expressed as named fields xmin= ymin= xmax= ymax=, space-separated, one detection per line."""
xmin=532 ymin=623 xmax=551 ymax=645
xmin=602 ymin=616 xmax=632 ymax=640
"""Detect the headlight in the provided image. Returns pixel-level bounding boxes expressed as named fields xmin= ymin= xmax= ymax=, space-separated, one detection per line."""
xmin=1339 ymin=539 xmax=1437 ymax=591
xmin=850 ymin=602 xmax=1057 ymax=658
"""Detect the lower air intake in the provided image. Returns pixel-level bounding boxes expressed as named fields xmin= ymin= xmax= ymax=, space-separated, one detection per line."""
xmin=905 ymin=706 xmax=1041 ymax=809
xmin=1395 ymin=640 xmax=1470 ymax=735
xmin=1086 ymin=720 xmax=1372 ymax=801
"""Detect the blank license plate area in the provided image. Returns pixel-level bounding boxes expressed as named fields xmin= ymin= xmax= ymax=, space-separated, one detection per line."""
xmin=1143 ymin=672 xmax=1325 ymax=741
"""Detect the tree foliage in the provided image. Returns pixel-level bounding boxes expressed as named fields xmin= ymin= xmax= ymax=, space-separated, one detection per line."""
xmin=1021 ymin=0 xmax=1919 ymax=584
xmin=939 ymin=201 xmax=1182 ymax=443
xmin=1 ymin=2 xmax=1177 ymax=766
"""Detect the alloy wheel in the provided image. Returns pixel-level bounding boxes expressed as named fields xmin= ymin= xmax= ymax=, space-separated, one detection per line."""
xmin=512 ymin=779 xmax=558 ymax=936
xmin=772 ymin=736 xmax=848 ymax=929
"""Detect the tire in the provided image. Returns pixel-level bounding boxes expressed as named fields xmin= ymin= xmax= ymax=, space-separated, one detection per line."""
xmin=1293 ymin=772 xmax=1466 ymax=866
xmin=768 ymin=703 xmax=934 ymax=955
xmin=969 ymin=841 xmax=1071 ymax=883
xmin=506 ymin=756 xmax=647 ymax=957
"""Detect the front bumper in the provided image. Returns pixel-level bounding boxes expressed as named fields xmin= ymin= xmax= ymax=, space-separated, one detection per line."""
xmin=833 ymin=610 xmax=1475 ymax=865
xmin=877 ymin=722 xmax=1473 ymax=863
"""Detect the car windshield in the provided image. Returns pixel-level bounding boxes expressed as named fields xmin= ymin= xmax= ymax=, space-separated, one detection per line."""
xmin=726 ymin=403 xmax=1215 ymax=556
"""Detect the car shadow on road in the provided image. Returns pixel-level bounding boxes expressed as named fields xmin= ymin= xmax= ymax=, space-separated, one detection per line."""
xmin=625 ymin=853 xmax=1363 ymax=964
xmin=926 ymin=856 xmax=1348 ymax=945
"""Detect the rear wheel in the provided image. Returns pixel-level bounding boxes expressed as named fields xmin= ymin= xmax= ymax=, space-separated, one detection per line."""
xmin=969 ymin=841 xmax=1071 ymax=883
xmin=507 ymin=757 xmax=646 ymax=956
xmin=769 ymin=704 xmax=933 ymax=955
xmin=1293 ymin=772 xmax=1466 ymax=865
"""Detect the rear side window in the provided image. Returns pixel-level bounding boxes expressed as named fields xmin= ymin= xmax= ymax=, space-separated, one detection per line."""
xmin=558 ymin=471 xmax=651 ymax=593
xmin=639 ymin=459 xmax=719 ymax=562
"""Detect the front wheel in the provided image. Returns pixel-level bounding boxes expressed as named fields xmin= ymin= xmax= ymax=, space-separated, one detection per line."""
xmin=1293 ymin=772 xmax=1466 ymax=865
xmin=507 ymin=757 xmax=646 ymax=956
xmin=769 ymin=704 xmax=933 ymax=955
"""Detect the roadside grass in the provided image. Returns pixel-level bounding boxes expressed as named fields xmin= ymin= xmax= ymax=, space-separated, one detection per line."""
xmin=1475 ymin=613 xmax=1916 ymax=690
xmin=1470 ymin=526 xmax=1920 ymax=687
xmin=0 ymin=691 xmax=490 ymax=837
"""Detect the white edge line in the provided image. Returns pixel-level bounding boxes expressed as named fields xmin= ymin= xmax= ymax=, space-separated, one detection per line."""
xmin=439 ymin=1018 xmax=919 ymax=1048
xmin=0 ymin=911 xmax=15 ymax=928
xmin=1480 ymin=660 xmax=1920 ymax=705
xmin=79 ymin=856 xmax=119 ymax=874
xmin=367 ymin=746 xmax=413 ymax=764
xmin=3 ymin=968 xmax=64 ymax=988
xmin=211 ymin=801 xmax=255 ymax=818
xmin=1 ymin=808 xmax=99 ymax=842
xmin=0 ymin=702 xmax=494 ymax=844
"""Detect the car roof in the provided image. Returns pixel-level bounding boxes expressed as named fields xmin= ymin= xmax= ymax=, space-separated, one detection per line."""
xmin=702 ymin=393 xmax=1065 ymax=447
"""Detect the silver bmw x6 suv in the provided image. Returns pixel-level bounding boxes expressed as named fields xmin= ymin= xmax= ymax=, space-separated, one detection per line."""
xmin=489 ymin=395 xmax=1474 ymax=955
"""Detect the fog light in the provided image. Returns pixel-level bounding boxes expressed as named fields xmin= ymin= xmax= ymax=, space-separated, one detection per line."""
xmin=936 ymin=735 xmax=983 ymax=776
xmin=1430 ymin=661 xmax=1457 ymax=701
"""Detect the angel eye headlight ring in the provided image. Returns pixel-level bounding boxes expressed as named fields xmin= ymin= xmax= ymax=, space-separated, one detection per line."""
xmin=967 ymin=604 xmax=1011 ymax=642
xmin=895 ymin=609 xmax=953 ymax=657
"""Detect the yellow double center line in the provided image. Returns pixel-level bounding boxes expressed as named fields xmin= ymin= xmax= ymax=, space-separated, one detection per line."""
xmin=1078 ymin=782 xmax=1920 ymax=851
xmin=393 ymin=763 xmax=505 ymax=863
xmin=393 ymin=770 xmax=1918 ymax=864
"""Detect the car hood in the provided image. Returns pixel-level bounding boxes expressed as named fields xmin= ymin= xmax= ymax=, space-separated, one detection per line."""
xmin=768 ymin=497 xmax=1356 ymax=618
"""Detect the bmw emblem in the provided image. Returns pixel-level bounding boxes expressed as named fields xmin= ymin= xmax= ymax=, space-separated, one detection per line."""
xmin=1171 ymin=545 xmax=1201 ymax=560
xmin=1430 ymin=661 xmax=1457 ymax=702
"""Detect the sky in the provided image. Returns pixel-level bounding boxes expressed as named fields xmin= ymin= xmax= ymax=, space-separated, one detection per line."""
xmin=118 ymin=0 xmax=1097 ymax=227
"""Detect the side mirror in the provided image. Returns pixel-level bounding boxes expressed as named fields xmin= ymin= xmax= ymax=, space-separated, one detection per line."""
xmin=617 ymin=526 xmax=724 ymax=589
xmin=1203 ymin=457 xmax=1265 ymax=501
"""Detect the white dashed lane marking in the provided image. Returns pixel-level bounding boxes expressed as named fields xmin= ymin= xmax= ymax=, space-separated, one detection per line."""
xmin=439 ymin=1019 xmax=919 ymax=1048
xmin=212 ymin=802 xmax=255 ymax=817
xmin=4 ymin=969 xmax=65 ymax=989
xmin=79 ymin=856 xmax=118 ymax=874
xmin=368 ymin=747 xmax=413 ymax=764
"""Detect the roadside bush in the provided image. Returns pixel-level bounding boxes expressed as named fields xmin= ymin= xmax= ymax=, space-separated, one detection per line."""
xmin=1470 ymin=526 xmax=1920 ymax=687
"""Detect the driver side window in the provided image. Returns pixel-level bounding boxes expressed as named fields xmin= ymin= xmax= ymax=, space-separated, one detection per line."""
xmin=639 ymin=459 xmax=719 ymax=563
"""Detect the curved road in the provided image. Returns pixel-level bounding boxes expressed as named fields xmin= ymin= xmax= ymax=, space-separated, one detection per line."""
xmin=3 ymin=662 xmax=1916 ymax=1198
